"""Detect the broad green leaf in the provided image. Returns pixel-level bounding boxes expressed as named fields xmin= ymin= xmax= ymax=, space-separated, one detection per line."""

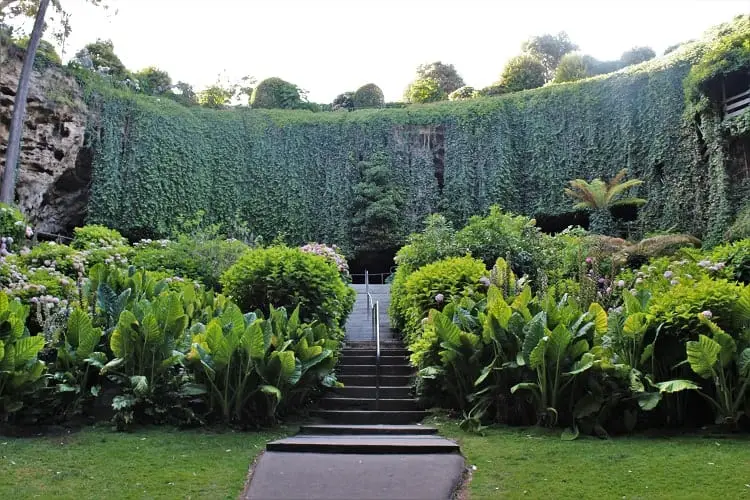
xmin=528 ymin=338 xmax=547 ymax=369
xmin=287 ymin=358 xmax=303 ymax=385
xmin=712 ymin=329 xmax=737 ymax=369
xmin=11 ymin=335 xmax=44 ymax=367
xmin=573 ymin=393 xmax=601 ymax=418
xmin=142 ymin=314 xmax=163 ymax=346
xmin=112 ymin=394 xmax=136 ymax=410
xmin=686 ymin=335 xmax=721 ymax=379
xmin=100 ymin=357 xmax=125 ymax=374
xmin=433 ymin=311 xmax=462 ymax=346
xmin=547 ymin=324 xmax=572 ymax=362
xmin=588 ymin=303 xmax=608 ymax=336
xmin=474 ymin=359 xmax=495 ymax=387
xmin=569 ymin=339 xmax=590 ymax=361
xmin=623 ymin=313 xmax=648 ymax=339
xmin=245 ymin=321 xmax=266 ymax=360
xmin=738 ymin=348 xmax=750 ymax=377
xmin=510 ymin=382 xmax=540 ymax=395
xmin=640 ymin=343 xmax=655 ymax=366
xmin=636 ymin=391 xmax=662 ymax=411
xmin=566 ymin=352 xmax=595 ymax=375
xmin=275 ymin=350 xmax=296 ymax=380
xmin=653 ymin=379 xmax=700 ymax=393
xmin=522 ymin=312 xmax=547 ymax=365
xmin=68 ymin=309 xmax=102 ymax=359
xmin=130 ymin=375 xmax=149 ymax=395
xmin=0 ymin=339 xmax=4 ymax=363
xmin=260 ymin=384 xmax=282 ymax=401
xmin=84 ymin=352 xmax=108 ymax=368
xmin=111 ymin=310 xmax=138 ymax=358
xmin=561 ymin=426 xmax=580 ymax=441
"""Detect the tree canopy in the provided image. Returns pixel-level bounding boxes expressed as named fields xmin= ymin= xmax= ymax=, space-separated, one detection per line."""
xmin=499 ymin=54 xmax=546 ymax=92
xmin=415 ymin=61 xmax=465 ymax=95
xmin=521 ymin=31 xmax=578 ymax=81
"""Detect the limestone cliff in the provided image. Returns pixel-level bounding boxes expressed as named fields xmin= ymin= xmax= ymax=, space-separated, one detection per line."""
xmin=0 ymin=39 xmax=89 ymax=234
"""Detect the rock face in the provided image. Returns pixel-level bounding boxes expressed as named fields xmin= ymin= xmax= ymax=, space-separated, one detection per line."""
xmin=0 ymin=39 xmax=90 ymax=235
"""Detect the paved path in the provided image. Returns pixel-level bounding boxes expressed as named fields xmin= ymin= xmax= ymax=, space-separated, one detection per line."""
xmin=243 ymin=284 xmax=466 ymax=499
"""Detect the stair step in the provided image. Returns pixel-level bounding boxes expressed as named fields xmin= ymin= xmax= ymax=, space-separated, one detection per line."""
xmin=340 ymin=355 xmax=409 ymax=365
xmin=333 ymin=386 xmax=412 ymax=398
xmin=267 ymin=435 xmax=458 ymax=454
xmin=343 ymin=348 xmax=409 ymax=357
xmin=318 ymin=397 xmax=420 ymax=411
xmin=338 ymin=374 xmax=412 ymax=386
xmin=310 ymin=410 xmax=427 ymax=425
xmin=339 ymin=364 xmax=413 ymax=376
xmin=299 ymin=424 xmax=437 ymax=436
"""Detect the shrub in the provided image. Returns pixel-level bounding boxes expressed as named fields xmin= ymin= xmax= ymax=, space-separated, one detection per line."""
xmin=448 ymin=86 xmax=477 ymax=100
xmin=352 ymin=83 xmax=384 ymax=109
xmin=0 ymin=292 xmax=46 ymax=418
xmin=404 ymin=78 xmax=445 ymax=103
xmin=15 ymin=241 xmax=78 ymax=277
xmin=553 ymin=53 xmax=589 ymax=83
xmin=250 ymin=77 xmax=303 ymax=109
xmin=711 ymin=239 xmax=750 ymax=284
xmin=725 ymin=203 xmax=750 ymax=241
xmin=132 ymin=237 xmax=249 ymax=290
xmin=71 ymin=224 xmax=127 ymax=249
xmin=0 ymin=203 xmax=28 ymax=250
xmin=499 ymin=54 xmax=546 ymax=92
xmin=398 ymin=256 xmax=488 ymax=341
xmin=220 ymin=246 xmax=355 ymax=330
xmin=619 ymin=46 xmax=656 ymax=66
xmin=299 ymin=243 xmax=350 ymax=281
xmin=455 ymin=205 xmax=550 ymax=279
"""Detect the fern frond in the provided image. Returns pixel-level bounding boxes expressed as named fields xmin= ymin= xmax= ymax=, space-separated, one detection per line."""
xmin=610 ymin=197 xmax=647 ymax=207
xmin=608 ymin=169 xmax=628 ymax=188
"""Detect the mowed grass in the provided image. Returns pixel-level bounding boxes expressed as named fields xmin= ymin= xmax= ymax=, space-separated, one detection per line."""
xmin=0 ymin=425 xmax=292 ymax=499
xmin=431 ymin=417 xmax=750 ymax=500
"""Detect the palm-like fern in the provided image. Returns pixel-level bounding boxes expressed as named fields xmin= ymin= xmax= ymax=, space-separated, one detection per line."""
xmin=564 ymin=169 xmax=647 ymax=210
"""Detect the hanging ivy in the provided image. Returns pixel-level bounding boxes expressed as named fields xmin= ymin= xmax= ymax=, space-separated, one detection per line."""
xmin=81 ymin=16 xmax=750 ymax=250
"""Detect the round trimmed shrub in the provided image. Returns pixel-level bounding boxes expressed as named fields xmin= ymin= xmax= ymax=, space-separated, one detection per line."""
xmin=352 ymin=83 xmax=384 ymax=109
xmin=398 ymin=256 xmax=488 ymax=341
xmin=220 ymin=246 xmax=355 ymax=329
xmin=0 ymin=203 xmax=28 ymax=249
xmin=71 ymin=224 xmax=126 ymax=249
xmin=250 ymin=77 xmax=301 ymax=109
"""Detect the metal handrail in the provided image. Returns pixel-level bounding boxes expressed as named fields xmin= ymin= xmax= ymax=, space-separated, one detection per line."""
xmin=372 ymin=300 xmax=380 ymax=409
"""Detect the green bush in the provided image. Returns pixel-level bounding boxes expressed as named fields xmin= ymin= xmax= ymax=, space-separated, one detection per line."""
xmin=398 ymin=256 xmax=488 ymax=341
xmin=725 ymin=203 xmax=750 ymax=241
xmin=15 ymin=242 xmax=78 ymax=277
xmin=499 ymin=54 xmax=546 ymax=92
xmin=455 ymin=205 xmax=550 ymax=279
xmin=0 ymin=292 xmax=46 ymax=418
xmin=0 ymin=204 xmax=28 ymax=250
xmin=71 ymin=224 xmax=127 ymax=249
xmin=133 ymin=237 xmax=248 ymax=290
xmin=352 ymin=83 xmax=384 ymax=109
xmin=250 ymin=77 xmax=302 ymax=109
xmin=220 ymin=246 xmax=355 ymax=330
xmin=711 ymin=239 xmax=750 ymax=284
xmin=448 ymin=86 xmax=477 ymax=101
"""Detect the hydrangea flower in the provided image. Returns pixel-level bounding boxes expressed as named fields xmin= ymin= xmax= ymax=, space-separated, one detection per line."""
xmin=663 ymin=271 xmax=673 ymax=279
xmin=700 ymin=310 xmax=712 ymax=319
xmin=434 ymin=293 xmax=445 ymax=303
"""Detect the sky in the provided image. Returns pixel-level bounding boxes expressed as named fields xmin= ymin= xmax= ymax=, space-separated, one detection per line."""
xmin=11 ymin=0 xmax=750 ymax=102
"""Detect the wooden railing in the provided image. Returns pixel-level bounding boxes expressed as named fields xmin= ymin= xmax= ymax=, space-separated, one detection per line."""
xmin=725 ymin=88 xmax=750 ymax=119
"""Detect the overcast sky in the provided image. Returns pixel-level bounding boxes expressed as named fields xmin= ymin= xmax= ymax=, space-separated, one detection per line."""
xmin=14 ymin=0 xmax=750 ymax=102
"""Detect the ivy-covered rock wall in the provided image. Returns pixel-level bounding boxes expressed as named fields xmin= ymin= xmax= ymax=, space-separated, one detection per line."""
xmin=83 ymin=18 xmax=750 ymax=248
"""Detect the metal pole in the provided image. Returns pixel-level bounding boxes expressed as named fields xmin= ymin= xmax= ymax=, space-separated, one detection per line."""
xmin=374 ymin=301 xmax=380 ymax=410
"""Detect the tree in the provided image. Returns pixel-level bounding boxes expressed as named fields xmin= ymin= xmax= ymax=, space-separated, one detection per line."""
xmin=134 ymin=66 xmax=172 ymax=95
xmin=499 ymin=54 xmax=546 ymax=93
xmin=449 ymin=86 xmax=478 ymax=100
xmin=71 ymin=38 xmax=127 ymax=78
xmin=250 ymin=77 xmax=303 ymax=109
xmin=478 ymin=83 xmax=509 ymax=97
xmin=352 ymin=83 xmax=384 ymax=109
xmin=196 ymin=74 xmax=255 ymax=108
xmin=14 ymin=36 xmax=60 ymax=64
xmin=564 ymin=169 xmax=647 ymax=234
xmin=404 ymin=77 xmax=445 ymax=103
xmin=553 ymin=53 xmax=589 ymax=83
xmin=1 ymin=0 xmax=50 ymax=204
xmin=521 ymin=31 xmax=578 ymax=81
xmin=415 ymin=61 xmax=465 ymax=95
xmin=620 ymin=46 xmax=656 ymax=66
xmin=168 ymin=81 xmax=197 ymax=106
xmin=350 ymin=152 xmax=404 ymax=254
xmin=1 ymin=0 xmax=107 ymax=204
xmin=332 ymin=91 xmax=354 ymax=111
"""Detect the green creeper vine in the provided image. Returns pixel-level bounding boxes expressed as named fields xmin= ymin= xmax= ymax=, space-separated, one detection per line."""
xmin=80 ymin=17 xmax=749 ymax=249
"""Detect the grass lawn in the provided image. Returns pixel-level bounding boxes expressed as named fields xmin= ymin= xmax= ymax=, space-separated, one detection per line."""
xmin=431 ymin=417 xmax=750 ymax=500
xmin=0 ymin=424 xmax=292 ymax=499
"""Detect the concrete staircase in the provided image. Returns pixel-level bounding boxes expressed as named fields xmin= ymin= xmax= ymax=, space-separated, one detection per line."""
xmin=247 ymin=285 xmax=464 ymax=499
xmin=310 ymin=341 xmax=428 ymax=425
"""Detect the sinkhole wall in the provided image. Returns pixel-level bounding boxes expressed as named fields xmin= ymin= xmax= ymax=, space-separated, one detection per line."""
xmin=82 ymin=37 xmax=748 ymax=249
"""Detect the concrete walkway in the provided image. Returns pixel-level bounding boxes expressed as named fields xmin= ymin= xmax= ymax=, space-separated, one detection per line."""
xmin=243 ymin=284 xmax=466 ymax=499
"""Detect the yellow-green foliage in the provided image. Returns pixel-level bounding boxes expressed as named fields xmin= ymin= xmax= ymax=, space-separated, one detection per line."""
xmin=397 ymin=256 xmax=487 ymax=341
